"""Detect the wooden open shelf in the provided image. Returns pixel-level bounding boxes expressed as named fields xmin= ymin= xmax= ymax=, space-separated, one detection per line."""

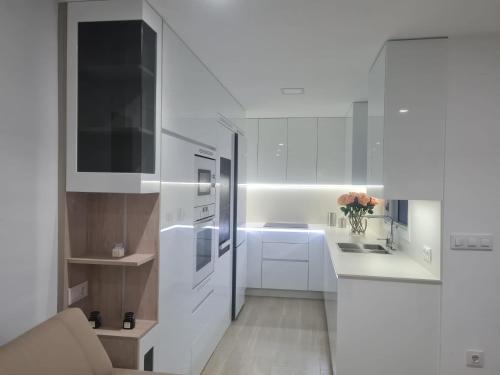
xmin=63 ymin=192 xmax=159 ymax=370
xmin=67 ymin=253 xmax=155 ymax=267
xmin=95 ymin=320 xmax=157 ymax=339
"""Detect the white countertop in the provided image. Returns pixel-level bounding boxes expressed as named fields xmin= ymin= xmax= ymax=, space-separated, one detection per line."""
xmin=245 ymin=222 xmax=441 ymax=284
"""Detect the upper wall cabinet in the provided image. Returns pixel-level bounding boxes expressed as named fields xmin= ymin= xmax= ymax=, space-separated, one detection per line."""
xmin=162 ymin=22 xmax=244 ymax=149
xmin=287 ymin=118 xmax=318 ymax=183
xmin=66 ymin=0 xmax=162 ymax=193
xmin=351 ymin=102 xmax=368 ymax=185
xmin=257 ymin=119 xmax=288 ymax=183
xmin=245 ymin=119 xmax=259 ymax=182
xmin=317 ymin=118 xmax=347 ymax=184
xmin=367 ymin=39 xmax=447 ymax=200
xmin=248 ymin=117 xmax=351 ymax=184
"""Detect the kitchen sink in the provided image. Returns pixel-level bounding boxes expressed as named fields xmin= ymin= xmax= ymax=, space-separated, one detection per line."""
xmin=337 ymin=242 xmax=361 ymax=249
xmin=363 ymin=244 xmax=386 ymax=251
xmin=337 ymin=242 xmax=391 ymax=254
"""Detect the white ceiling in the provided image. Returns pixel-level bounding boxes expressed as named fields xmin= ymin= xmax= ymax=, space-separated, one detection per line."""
xmin=150 ymin=0 xmax=500 ymax=118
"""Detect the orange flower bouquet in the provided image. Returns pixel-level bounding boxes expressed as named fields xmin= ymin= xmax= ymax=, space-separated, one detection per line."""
xmin=337 ymin=192 xmax=379 ymax=234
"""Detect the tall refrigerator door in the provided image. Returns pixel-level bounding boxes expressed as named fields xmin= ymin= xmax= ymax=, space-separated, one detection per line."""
xmin=233 ymin=133 xmax=247 ymax=319
xmin=236 ymin=134 xmax=247 ymax=246
xmin=235 ymin=240 xmax=247 ymax=317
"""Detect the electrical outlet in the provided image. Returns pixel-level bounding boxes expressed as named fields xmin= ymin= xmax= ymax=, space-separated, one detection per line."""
xmin=68 ymin=281 xmax=88 ymax=305
xmin=422 ymin=246 xmax=432 ymax=263
xmin=466 ymin=350 xmax=484 ymax=368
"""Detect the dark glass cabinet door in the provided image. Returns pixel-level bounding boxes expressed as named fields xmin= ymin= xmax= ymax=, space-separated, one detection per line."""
xmin=77 ymin=20 xmax=156 ymax=173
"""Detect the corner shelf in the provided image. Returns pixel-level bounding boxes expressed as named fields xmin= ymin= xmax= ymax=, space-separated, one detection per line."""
xmin=95 ymin=319 xmax=157 ymax=339
xmin=67 ymin=253 xmax=155 ymax=267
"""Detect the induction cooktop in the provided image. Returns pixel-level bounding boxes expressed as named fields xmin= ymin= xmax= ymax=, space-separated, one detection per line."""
xmin=263 ymin=222 xmax=309 ymax=229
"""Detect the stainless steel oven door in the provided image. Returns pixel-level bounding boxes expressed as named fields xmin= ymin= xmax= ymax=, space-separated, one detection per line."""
xmin=193 ymin=217 xmax=215 ymax=288
xmin=195 ymin=155 xmax=216 ymax=207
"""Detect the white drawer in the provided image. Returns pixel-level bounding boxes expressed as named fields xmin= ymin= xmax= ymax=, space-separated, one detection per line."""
xmin=263 ymin=242 xmax=308 ymax=261
xmin=262 ymin=230 xmax=309 ymax=244
xmin=192 ymin=276 xmax=214 ymax=313
xmin=262 ymin=260 xmax=308 ymax=291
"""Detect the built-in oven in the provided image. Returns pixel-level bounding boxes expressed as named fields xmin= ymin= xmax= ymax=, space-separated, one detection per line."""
xmin=193 ymin=216 xmax=216 ymax=288
xmin=193 ymin=152 xmax=216 ymax=288
xmin=194 ymin=154 xmax=216 ymax=209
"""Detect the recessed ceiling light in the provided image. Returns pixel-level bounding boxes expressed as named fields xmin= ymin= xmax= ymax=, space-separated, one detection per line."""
xmin=399 ymin=108 xmax=409 ymax=113
xmin=281 ymin=88 xmax=305 ymax=95
xmin=278 ymin=143 xmax=284 ymax=146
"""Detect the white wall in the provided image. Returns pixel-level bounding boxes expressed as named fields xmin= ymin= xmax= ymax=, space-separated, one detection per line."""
xmin=0 ymin=0 xmax=59 ymax=344
xmin=395 ymin=200 xmax=442 ymax=278
xmin=441 ymin=34 xmax=500 ymax=375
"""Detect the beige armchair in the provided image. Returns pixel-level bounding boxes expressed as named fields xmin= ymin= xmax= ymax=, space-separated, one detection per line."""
xmin=0 ymin=308 xmax=173 ymax=375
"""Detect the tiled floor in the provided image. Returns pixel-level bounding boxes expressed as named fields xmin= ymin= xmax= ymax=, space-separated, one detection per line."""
xmin=201 ymin=296 xmax=333 ymax=375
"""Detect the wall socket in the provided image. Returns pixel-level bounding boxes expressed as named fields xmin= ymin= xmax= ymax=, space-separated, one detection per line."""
xmin=422 ymin=246 xmax=432 ymax=263
xmin=466 ymin=350 xmax=484 ymax=368
xmin=68 ymin=281 xmax=88 ymax=305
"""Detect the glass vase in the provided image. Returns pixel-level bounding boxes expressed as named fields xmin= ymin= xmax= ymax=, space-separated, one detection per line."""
xmin=348 ymin=213 xmax=367 ymax=235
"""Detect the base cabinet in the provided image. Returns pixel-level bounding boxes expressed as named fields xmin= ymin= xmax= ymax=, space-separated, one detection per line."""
xmin=247 ymin=228 xmax=325 ymax=292
xmin=262 ymin=260 xmax=308 ymax=290
xmin=333 ymin=278 xmax=440 ymax=375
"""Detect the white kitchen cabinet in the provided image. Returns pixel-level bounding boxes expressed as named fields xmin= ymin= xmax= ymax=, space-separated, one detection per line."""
xmin=322 ymin=236 xmax=440 ymax=375
xmin=246 ymin=230 xmax=263 ymax=288
xmin=262 ymin=260 xmax=309 ymax=291
xmin=162 ymin=22 xmax=244 ymax=149
xmin=157 ymin=133 xmax=196 ymax=374
xmin=317 ymin=118 xmax=347 ymax=184
xmin=367 ymin=39 xmax=447 ymax=200
xmin=351 ymin=102 xmax=368 ymax=184
xmin=66 ymin=0 xmax=162 ymax=193
xmin=262 ymin=229 xmax=309 ymax=244
xmin=248 ymin=229 xmax=326 ymax=292
xmin=335 ymin=278 xmax=440 ymax=375
xmin=257 ymin=119 xmax=287 ymax=183
xmin=323 ymin=241 xmax=337 ymax=372
xmin=286 ymin=118 xmax=318 ymax=183
xmin=245 ymin=119 xmax=259 ymax=183
xmin=263 ymin=242 xmax=308 ymax=261
xmin=308 ymin=231 xmax=324 ymax=292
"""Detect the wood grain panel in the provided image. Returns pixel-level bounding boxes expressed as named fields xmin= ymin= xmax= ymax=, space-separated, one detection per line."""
xmin=99 ymin=336 xmax=138 ymax=369
xmin=65 ymin=192 xmax=88 ymax=257
xmin=89 ymin=265 xmax=124 ymax=328
xmin=126 ymin=193 xmax=159 ymax=254
xmin=87 ymin=193 xmax=125 ymax=256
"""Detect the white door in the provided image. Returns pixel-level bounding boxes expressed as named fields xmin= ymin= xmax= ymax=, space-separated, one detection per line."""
xmin=317 ymin=118 xmax=347 ymax=184
xmin=257 ymin=119 xmax=287 ymax=183
xmin=286 ymin=118 xmax=318 ymax=183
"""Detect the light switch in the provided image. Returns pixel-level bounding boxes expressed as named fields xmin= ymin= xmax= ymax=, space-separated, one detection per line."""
xmin=454 ymin=237 xmax=464 ymax=248
xmin=451 ymin=233 xmax=493 ymax=251
xmin=480 ymin=237 xmax=491 ymax=248
xmin=467 ymin=237 xmax=478 ymax=248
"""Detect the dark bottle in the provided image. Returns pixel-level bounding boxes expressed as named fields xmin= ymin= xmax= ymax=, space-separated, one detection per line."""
xmin=77 ymin=20 xmax=156 ymax=174
xmin=123 ymin=311 xmax=136 ymax=330
xmin=88 ymin=311 xmax=102 ymax=329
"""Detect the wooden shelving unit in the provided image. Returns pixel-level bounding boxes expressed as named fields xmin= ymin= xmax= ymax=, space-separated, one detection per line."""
xmin=95 ymin=320 xmax=157 ymax=339
xmin=62 ymin=192 xmax=160 ymax=370
xmin=67 ymin=253 xmax=155 ymax=267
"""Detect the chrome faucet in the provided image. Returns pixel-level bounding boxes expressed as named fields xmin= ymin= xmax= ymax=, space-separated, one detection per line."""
xmin=366 ymin=215 xmax=396 ymax=250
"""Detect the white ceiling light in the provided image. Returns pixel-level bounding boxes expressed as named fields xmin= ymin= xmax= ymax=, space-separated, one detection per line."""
xmin=281 ymin=88 xmax=305 ymax=95
xmin=399 ymin=108 xmax=409 ymax=113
